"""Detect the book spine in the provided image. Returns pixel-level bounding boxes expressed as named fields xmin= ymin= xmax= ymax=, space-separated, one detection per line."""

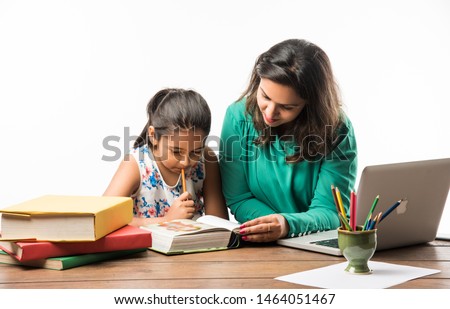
xmin=94 ymin=200 xmax=133 ymax=239
xmin=56 ymin=248 xmax=147 ymax=270
xmin=0 ymin=248 xmax=147 ymax=270
xmin=5 ymin=227 xmax=152 ymax=261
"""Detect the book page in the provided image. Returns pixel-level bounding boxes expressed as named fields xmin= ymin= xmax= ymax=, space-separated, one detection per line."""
xmin=141 ymin=219 xmax=227 ymax=237
xmin=197 ymin=215 xmax=240 ymax=232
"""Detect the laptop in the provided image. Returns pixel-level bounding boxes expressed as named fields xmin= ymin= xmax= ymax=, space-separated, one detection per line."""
xmin=277 ymin=158 xmax=450 ymax=256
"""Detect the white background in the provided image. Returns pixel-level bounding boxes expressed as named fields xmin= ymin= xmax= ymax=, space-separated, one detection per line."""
xmin=0 ymin=0 xmax=449 ymax=236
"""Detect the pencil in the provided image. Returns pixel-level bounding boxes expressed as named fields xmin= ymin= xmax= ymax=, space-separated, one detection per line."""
xmin=350 ymin=191 xmax=356 ymax=231
xmin=374 ymin=212 xmax=382 ymax=229
xmin=379 ymin=199 xmax=403 ymax=223
xmin=368 ymin=213 xmax=380 ymax=230
xmin=338 ymin=212 xmax=353 ymax=231
xmin=335 ymin=187 xmax=347 ymax=219
xmin=331 ymin=185 xmax=344 ymax=228
xmin=363 ymin=195 xmax=379 ymax=230
xmin=181 ymin=168 xmax=186 ymax=193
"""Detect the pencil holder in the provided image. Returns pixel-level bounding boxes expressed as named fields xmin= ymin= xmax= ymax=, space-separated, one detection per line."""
xmin=338 ymin=226 xmax=377 ymax=274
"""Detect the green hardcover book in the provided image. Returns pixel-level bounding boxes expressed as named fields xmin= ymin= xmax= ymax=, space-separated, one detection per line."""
xmin=0 ymin=248 xmax=146 ymax=270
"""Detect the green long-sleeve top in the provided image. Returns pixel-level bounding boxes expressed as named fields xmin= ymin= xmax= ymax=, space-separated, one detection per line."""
xmin=219 ymin=99 xmax=358 ymax=237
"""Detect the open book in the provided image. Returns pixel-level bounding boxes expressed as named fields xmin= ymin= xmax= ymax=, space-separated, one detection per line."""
xmin=140 ymin=215 xmax=241 ymax=255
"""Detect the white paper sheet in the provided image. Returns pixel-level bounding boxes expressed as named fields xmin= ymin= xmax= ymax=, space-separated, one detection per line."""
xmin=275 ymin=261 xmax=440 ymax=289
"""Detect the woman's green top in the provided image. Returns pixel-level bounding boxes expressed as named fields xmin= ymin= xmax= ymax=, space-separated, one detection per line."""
xmin=219 ymin=99 xmax=358 ymax=237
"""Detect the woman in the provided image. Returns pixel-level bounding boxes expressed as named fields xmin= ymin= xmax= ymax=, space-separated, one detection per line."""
xmin=220 ymin=39 xmax=357 ymax=242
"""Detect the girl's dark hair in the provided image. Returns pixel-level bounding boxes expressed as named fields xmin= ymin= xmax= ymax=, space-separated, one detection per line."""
xmin=239 ymin=39 xmax=342 ymax=162
xmin=134 ymin=88 xmax=211 ymax=148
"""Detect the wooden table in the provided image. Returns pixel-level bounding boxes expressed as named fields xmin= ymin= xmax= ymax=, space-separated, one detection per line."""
xmin=0 ymin=240 xmax=449 ymax=289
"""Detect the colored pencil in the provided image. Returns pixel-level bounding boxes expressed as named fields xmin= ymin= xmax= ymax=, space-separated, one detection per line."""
xmin=350 ymin=191 xmax=356 ymax=231
xmin=335 ymin=187 xmax=347 ymax=218
xmin=338 ymin=212 xmax=353 ymax=231
xmin=363 ymin=195 xmax=379 ymax=230
xmin=331 ymin=185 xmax=344 ymax=228
xmin=181 ymin=168 xmax=187 ymax=193
xmin=366 ymin=219 xmax=372 ymax=229
xmin=379 ymin=199 xmax=403 ymax=223
xmin=368 ymin=213 xmax=381 ymax=230
xmin=373 ymin=212 xmax=382 ymax=229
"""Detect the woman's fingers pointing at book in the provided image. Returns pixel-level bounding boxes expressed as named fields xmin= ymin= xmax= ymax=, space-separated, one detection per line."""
xmin=239 ymin=214 xmax=288 ymax=242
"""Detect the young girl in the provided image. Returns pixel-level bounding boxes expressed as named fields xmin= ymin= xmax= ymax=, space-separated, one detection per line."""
xmin=104 ymin=88 xmax=228 ymax=226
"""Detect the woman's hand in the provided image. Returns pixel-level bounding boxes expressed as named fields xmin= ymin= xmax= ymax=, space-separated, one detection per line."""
xmin=239 ymin=214 xmax=289 ymax=242
xmin=165 ymin=192 xmax=196 ymax=220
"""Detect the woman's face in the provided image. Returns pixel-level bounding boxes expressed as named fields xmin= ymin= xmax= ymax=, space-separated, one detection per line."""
xmin=256 ymin=78 xmax=306 ymax=128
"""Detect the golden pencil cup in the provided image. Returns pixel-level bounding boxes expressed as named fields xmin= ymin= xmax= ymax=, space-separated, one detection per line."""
xmin=338 ymin=226 xmax=377 ymax=274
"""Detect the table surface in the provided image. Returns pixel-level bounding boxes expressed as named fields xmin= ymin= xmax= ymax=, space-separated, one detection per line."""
xmin=1 ymin=240 xmax=449 ymax=289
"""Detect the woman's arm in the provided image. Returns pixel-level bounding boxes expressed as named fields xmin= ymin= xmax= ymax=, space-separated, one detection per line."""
xmin=240 ymin=126 xmax=357 ymax=241
xmin=219 ymin=103 xmax=277 ymax=222
xmin=202 ymin=147 xmax=229 ymax=219
xmin=280 ymin=118 xmax=358 ymax=237
xmin=219 ymin=108 xmax=288 ymax=241
xmin=223 ymin=105 xmax=357 ymax=241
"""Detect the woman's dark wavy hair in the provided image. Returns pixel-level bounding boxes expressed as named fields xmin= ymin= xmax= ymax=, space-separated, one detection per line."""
xmin=239 ymin=39 xmax=342 ymax=162
xmin=134 ymin=88 xmax=211 ymax=148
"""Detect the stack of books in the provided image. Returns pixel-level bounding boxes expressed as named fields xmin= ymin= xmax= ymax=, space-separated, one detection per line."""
xmin=0 ymin=195 xmax=152 ymax=270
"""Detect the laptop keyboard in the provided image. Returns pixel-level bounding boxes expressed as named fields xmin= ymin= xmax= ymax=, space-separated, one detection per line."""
xmin=311 ymin=238 xmax=339 ymax=248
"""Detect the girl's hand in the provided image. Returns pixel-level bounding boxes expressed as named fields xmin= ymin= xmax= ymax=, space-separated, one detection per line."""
xmin=239 ymin=214 xmax=289 ymax=242
xmin=165 ymin=191 xmax=196 ymax=220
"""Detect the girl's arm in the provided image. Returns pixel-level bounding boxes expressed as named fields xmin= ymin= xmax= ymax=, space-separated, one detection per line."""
xmin=103 ymin=155 xmax=140 ymax=197
xmin=103 ymin=155 xmax=197 ymax=226
xmin=202 ymin=147 xmax=229 ymax=219
xmin=103 ymin=155 xmax=148 ymax=226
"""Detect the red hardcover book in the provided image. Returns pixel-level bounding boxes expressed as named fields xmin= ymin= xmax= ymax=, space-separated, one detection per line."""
xmin=0 ymin=225 xmax=151 ymax=262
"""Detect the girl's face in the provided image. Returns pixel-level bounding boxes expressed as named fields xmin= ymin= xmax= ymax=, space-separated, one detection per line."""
xmin=150 ymin=128 xmax=206 ymax=175
xmin=256 ymin=78 xmax=306 ymax=128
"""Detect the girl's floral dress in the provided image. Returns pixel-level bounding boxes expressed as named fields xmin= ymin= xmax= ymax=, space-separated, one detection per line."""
xmin=130 ymin=145 xmax=205 ymax=218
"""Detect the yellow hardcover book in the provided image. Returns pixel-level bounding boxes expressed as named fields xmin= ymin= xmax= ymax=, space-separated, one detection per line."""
xmin=0 ymin=195 xmax=133 ymax=242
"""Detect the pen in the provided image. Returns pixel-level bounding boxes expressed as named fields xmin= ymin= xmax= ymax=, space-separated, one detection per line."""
xmin=181 ymin=168 xmax=187 ymax=193
xmin=379 ymin=199 xmax=403 ymax=223
xmin=363 ymin=195 xmax=379 ymax=230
